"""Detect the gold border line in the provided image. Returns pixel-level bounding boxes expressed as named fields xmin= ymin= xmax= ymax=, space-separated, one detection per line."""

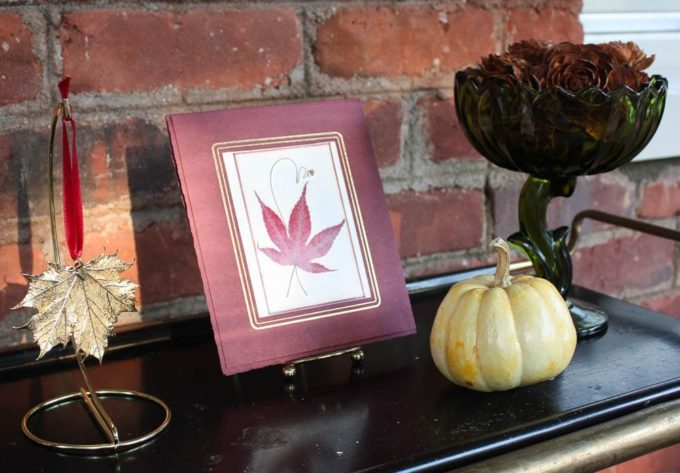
xmin=213 ymin=153 xmax=258 ymax=323
xmin=214 ymin=136 xmax=380 ymax=328
xmin=211 ymin=133 xmax=381 ymax=330
xmin=333 ymin=133 xmax=382 ymax=312
xmin=231 ymin=142 xmax=366 ymax=318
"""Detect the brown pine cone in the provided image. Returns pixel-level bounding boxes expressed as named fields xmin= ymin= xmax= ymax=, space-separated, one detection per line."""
xmin=544 ymin=43 xmax=613 ymax=90
xmin=472 ymin=40 xmax=654 ymax=93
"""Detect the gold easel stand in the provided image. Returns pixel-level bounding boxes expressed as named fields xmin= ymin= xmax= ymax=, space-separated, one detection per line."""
xmin=282 ymin=346 xmax=364 ymax=377
xmin=20 ymin=92 xmax=171 ymax=455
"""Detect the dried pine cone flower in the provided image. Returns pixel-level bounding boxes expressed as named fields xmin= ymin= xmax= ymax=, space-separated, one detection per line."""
xmin=603 ymin=41 xmax=655 ymax=71
xmin=601 ymin=41 xmax=653 ymax=90
xmin=544 ymin=43 xmax=613 ymax=90
xmin=508 ymin=40 xmax=548 ymax=65
xmin=472 ymin=40 xmax=654 ymax=92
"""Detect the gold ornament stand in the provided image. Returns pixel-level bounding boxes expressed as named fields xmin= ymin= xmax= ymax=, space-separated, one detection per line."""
xmin=20 ymin=92 xmax=171 ymax=455
xmin=282 ymin=346 xmax=364 ymax=377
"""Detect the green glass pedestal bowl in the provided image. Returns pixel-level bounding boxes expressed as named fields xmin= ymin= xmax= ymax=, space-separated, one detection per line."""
xmin=455 ymin=71 xmax=667 ymax=337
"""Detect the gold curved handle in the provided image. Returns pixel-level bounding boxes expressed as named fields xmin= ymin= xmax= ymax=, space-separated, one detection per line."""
xmin=569 ymin=209 xmax=680 ymax=251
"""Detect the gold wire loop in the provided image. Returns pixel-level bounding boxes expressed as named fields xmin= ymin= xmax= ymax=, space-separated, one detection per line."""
xmin=62 ymin=98 xmax=72 ymax=120
xmin=21 ymin=389 xmax=171 ymax=455
xmin=47 ymin=103 xmax=63 ymax=265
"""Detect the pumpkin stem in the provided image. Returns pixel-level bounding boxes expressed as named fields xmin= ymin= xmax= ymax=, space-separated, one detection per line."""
xmin=492 ymin=238 xmax=512 ymax=288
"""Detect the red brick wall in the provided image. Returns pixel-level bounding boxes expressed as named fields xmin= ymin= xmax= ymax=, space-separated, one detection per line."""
xmin=0 ymin=1 xmax=679 ymax=469
xmin=0 ymin=4 xmax=311 ymax=342
xmin=0 ymin=0 xmax=568 ymax=336
xmin=0 ymin=4 xmax=678 ymax=342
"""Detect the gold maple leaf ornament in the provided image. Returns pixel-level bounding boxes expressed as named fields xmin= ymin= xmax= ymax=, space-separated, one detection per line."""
xmin=15 ymin=254 xmax=137 ymax=362
xmin=10 ymin=78 xmax=172 ymax=456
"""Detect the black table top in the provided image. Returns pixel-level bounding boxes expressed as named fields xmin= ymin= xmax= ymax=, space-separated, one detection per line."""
xmin=1 ymin=285 xmax=680 ymax=473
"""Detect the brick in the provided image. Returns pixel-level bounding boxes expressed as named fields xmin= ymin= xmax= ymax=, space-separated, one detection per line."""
xmin=89 ymin=119 xmax=176 ymax=209
xmin=638 ymin=176 xmax=680 ymax=218
xmin=0 ymin=216 xmax=202 ymax=322
xmin=130 ymin=218 xmax=203 ymax=304
xmin=417 ymin=94 xmax=481 ymax=162
xmin=491 ymin=179 xmax=521 ymax=238
xmin=94 ymin=119 xmax=181 ymax=210
xmin=0 ymin=126 xmax=104 ymax=219
xmin=0 ymin=128 xmax=50 ymax=219
xmin=638 ymin=290 xmax=680 ymax=318
xmin=507 ymin=8 xmax=583 ymax=44
xmin=406 ymin=254 xmax=498 ymax=279
xmin=0 ymin=12 xmax=42 ymax=105
xmin=60 ymin=9 xmax=302 ymax=93
xmin=363 ymin=100 xmax=402 ymax=168
xmin=314 ymin=6 xmax=494 ymax=78
xmin=0 ymin=242 xmax=48 ymax=319
xmin=572 ymin=234 xmax=675 ymax=298
xmin=80 ymin=215 xmax=202 ymax=305
xmin=387 ymin=189 xmax=484 ymax=258
xmin=0 ymin=135 xmax=18 ymax=220
xmin=0 ymin=223 xmax=140 ymax=317
xmin=548 ymin=172 xmax=635 ymax=231
xmin=492 ymin=172 xmax=634 ymax=238
xmin=0 ymin=120 xmax=177 ymax=220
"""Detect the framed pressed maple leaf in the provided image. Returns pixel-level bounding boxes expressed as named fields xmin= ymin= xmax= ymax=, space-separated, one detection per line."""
xmin=167 ymin=100 xmax=415 ymax=375
xmin=215 ymin=133 xmax=380 ymax=328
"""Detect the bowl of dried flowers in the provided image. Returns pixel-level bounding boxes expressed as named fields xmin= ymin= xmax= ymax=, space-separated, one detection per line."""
xmin=454 ymin=40 xmax=667 ymax=337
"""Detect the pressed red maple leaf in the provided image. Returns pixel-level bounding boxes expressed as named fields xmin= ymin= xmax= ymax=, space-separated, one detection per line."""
xmin=256 ymin=184 xmax=345 ymax=274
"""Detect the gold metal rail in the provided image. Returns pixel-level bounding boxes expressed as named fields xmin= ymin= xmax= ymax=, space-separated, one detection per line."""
xmin=569 ymin=209 xmax=680 ymax=250
xmin=451 ymin=398 xmax=680 ymax=473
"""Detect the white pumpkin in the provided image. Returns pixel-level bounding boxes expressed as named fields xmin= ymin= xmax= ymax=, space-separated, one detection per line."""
xmin=430 ymin=238 xmax=576 ymax=392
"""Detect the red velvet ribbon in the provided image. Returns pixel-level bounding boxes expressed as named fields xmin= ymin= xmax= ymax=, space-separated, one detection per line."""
xmin=58 ymin=76 xmax=84 ymax=261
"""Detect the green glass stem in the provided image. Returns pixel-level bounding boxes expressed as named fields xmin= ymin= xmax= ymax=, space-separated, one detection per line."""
xmin=508 ymin=175 xmax=608 ymax=338
xmin=508 ymin=175 xmax=576 ymax=297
